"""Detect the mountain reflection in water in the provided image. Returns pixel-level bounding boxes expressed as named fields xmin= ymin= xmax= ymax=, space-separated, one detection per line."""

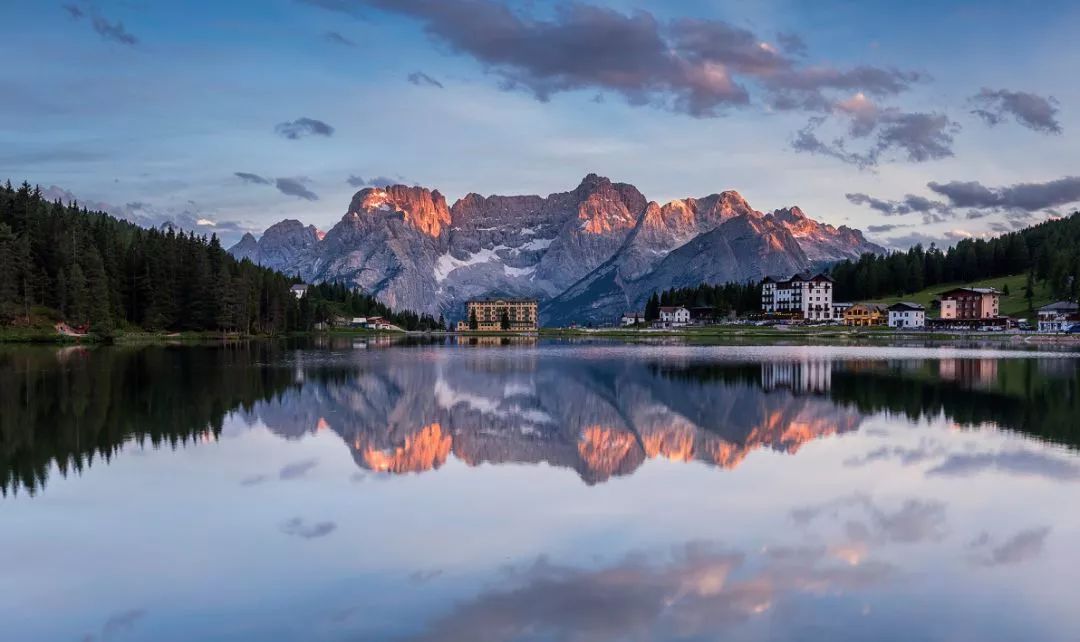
xmin=3 ymin=342 xmax=1077 ymax=494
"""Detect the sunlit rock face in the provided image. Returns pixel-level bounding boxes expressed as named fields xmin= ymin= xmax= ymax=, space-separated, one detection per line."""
xmin=765 ymin=206 xmax=884 ymax=263
xmin=246 ymin=352 xmax=864 ymax=483
xmin=228 ymin=174 xmax=883 ymax=321
xmin=352 ymin=185 xmax=451 ymax=238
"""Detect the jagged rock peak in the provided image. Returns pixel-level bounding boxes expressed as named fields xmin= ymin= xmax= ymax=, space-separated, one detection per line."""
xmin=348 ymin=184 xmax=451 ymax=237
xmin=263 ymin=218 xmax=321 ymax=237
xmin=772 ymin=205 xmax=807 ymax=219
xmin=574 ymin=172 xmax=611 ymax=193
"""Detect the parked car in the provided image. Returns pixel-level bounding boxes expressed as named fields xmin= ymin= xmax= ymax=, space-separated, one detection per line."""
xmin=1066 ymin=324 xmax=1080 ymax=334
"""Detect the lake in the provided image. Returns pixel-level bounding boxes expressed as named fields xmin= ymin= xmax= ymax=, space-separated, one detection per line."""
xmin=2 ymin=339 xmax=1079 ymax=642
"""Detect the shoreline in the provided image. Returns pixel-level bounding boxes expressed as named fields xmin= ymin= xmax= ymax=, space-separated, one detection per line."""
xmin=4 ymin=324 xmax=1080 ymax=347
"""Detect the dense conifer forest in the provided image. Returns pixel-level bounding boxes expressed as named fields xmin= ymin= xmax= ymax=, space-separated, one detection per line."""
xmin=829 ymin=213 xmax=1080 ymax=302
xmin=642 ymin=282 xmax=761 ymax=320
xmin=0 ymin=181 xmax=443 ymax=334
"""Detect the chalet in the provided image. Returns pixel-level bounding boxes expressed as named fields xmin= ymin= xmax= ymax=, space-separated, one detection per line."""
xmin=761 ymin=273 xmax=834 ymax=321
xmin=843 ymin=303 xmax=887 ymax=327
xmin=290 ymin=284 xmax=310 ymax=299
xmin=938 ymin=287 xmax=1000 ymax=320
xmin=1037 ymin=301 xmax=1080 ymax=333
xmin=887 ymin=302 xmax=925 ymax=329
xmin=365 ymin=316 xmax=399 ymax=331
xmin=658 ymin=306 xmax=690 ymax=327
xmin=620 ymin=311 xmax=645 ymax=327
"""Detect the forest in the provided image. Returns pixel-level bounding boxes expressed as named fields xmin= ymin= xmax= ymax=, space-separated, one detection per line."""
xmin=828 ymin=212 xmax=1080 ymax=302
xmin=643 ymin=282 xmax=761 ymax=320
xmin=0 ymin=181 xmax=443 ymax=334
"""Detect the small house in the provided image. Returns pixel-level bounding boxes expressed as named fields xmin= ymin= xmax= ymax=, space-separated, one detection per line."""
xmin=658 ymin=306 xmax=690 ymax=327
xmin=844 ymin=303 xmax=887 ymax=327
xmin=887 ymin=302 xmax=925 ymax=329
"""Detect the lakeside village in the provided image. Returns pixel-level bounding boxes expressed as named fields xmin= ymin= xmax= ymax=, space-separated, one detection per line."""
xmin=617 ymin=273 xmax=1080 ymax=334
xmin=293 ymin=273 xmax=1080 ymax=336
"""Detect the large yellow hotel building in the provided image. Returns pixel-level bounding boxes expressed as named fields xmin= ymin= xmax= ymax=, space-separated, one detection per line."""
xmin=457 ymin=298 xmax=539 ymax=332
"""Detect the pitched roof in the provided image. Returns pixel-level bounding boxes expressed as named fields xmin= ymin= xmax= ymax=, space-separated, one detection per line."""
xmin=888 ymin=302 xmax=924 ymax=311
xmin=938 ymin=287 xmax=1000 ymax=297
xmin=848 ymin=302 xmax=887 ymax=312
xmin=1038 ymin=301 xmax=1080 ymax=312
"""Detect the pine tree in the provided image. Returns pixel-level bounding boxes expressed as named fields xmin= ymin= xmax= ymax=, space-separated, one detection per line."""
xmin=68 ymin=261 xmax=88 ymax=326
xmin=645 ymin=292 xmax=660 ymax=321
xmin=0 ymin=223 xmax=17 ymax=322
xmin=83 ymin=245 xmax=112 ymax=333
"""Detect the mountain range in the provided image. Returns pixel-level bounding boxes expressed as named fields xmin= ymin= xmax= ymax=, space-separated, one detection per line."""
xmin=228 ymin=174 xmax=884 ymax=323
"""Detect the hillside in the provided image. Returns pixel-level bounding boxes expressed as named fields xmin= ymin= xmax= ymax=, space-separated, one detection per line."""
xmin=864 ymin=273 xmax=1054 ymax=320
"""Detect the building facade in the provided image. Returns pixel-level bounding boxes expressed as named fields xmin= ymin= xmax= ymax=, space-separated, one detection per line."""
xmin=290 ymin=284 xmax=309 ymax=299
xmin=620 ymin=311 xmax=645 ymax=326
xmin=843 ymin=303 xmax=887 ymax=326
xmin=832 ymin=302 xmax=854 ymax=316
xmin=887 ymin=302 xmax=925 ymax=328
xmin=463 ymin=298 xmax=538 ymax=331
xmin=761 ymin=273 xmax=834 ymax=321
xmin=658 ymin=306 xmax=691 ymax=327
xmin=939 ymin=287 xmax=1000 ymax=320
xmin=1037 ymin=301 xmax=1080 ymax=332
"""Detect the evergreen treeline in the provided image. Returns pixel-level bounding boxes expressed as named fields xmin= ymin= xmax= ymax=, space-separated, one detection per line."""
xmin=644 ymin=282 xmax=760 ymax=320
xmin=0 ymin=181 xmax=442 ymax=334
xmin=830 ymin=212 xmax=1080 ymax=302
xmin=296 ymin=281 xmax=445 ymax=332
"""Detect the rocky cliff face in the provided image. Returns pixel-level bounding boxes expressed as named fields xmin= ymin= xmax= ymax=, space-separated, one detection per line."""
xmin=306 ymin=186 xmax=450 ymax=312
xmin=765 ymin=206 xmax=883 ymax=264
xmin=229 ymin=175 xmax=883 ymax=322
xmin=227 ymin=219 xmax=323 ymax=276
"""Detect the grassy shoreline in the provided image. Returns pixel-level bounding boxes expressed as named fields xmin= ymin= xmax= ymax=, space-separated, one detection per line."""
xmin=0 ymin=326 xmax=411 ymax=345
xmin=4 ymin=324 xmax=1079 ymax=346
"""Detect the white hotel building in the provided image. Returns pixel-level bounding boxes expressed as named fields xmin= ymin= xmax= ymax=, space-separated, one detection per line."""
xmin=761 ymin=273 xmax=835 ymax=321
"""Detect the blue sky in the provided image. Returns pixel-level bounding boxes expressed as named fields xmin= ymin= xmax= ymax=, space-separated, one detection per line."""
xmin=3 ymin=0 xmax=1079 ymax=247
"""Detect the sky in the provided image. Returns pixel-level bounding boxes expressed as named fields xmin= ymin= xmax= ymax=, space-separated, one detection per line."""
xmin=3 ymin=0 xmax=1079 ymax=248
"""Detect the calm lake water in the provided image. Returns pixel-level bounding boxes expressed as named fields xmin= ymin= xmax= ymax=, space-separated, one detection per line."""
xmin=2 ymin=338 xmax=1079 ymax=642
